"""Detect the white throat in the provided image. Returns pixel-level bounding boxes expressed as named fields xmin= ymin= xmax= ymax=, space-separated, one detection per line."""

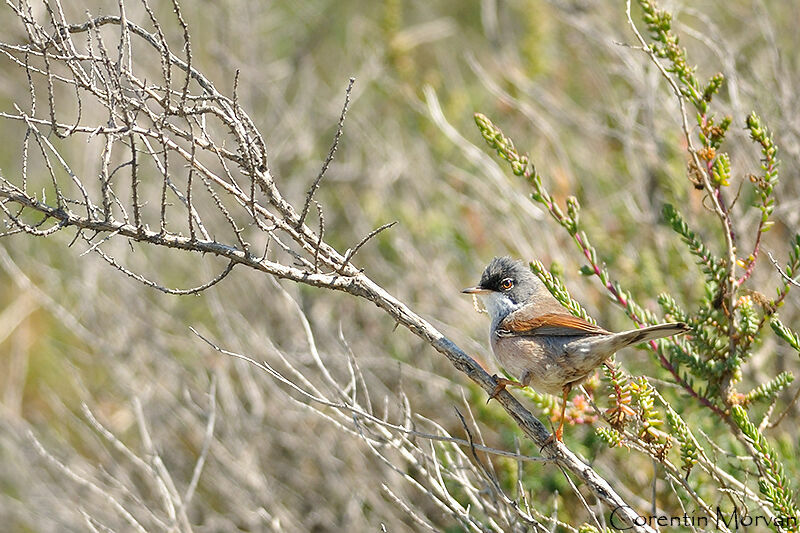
xmin=480 ymin=292 xmax=520 ymax=332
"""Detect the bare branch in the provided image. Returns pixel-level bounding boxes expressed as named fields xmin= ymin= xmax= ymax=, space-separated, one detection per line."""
xmin=297 ymin=77 xmax=356 ymax=229
xmin=27 ymin=430 xmax=149 ymax=533
xmin=338 ymin=220 xmax=398 ymax=274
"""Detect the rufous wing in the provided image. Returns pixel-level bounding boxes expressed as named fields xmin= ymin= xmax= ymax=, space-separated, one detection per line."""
xmin=499 ymin=310 xmax=610 ymax=337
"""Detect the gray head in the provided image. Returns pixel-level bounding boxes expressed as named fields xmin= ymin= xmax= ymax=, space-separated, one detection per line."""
xmin=475 ymin=257 xmax=540 ymax=304
xmin=462 ymin=257 xmax=542 ymax=328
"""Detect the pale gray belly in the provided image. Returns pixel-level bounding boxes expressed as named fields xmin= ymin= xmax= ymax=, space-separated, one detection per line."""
xmin=491 ymin=333 xmax=608 ymax=396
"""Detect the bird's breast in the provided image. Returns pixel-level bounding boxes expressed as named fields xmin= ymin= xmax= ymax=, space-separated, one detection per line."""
xmin=490 ymin=333 xmax=597 ymax=396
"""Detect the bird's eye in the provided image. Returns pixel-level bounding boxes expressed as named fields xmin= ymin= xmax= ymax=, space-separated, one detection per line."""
xmin=500 ymin=278 xmax=514 ymax=291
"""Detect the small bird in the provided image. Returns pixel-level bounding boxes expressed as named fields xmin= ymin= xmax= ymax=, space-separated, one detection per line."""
xmin=463 ymin=257 xmax=688 ymax=443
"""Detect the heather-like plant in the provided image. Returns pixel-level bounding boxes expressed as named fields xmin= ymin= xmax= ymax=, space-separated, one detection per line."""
xmin=473 ymin=0 xmax=800 ymax=529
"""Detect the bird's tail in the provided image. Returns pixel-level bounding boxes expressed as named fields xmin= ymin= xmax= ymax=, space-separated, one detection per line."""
xmin=615 ymin=322 xmax=690 ymax=346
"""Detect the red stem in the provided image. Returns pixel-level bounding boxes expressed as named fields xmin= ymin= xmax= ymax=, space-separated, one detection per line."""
xmin=574 ymin=226 xmax=728 ymax=418
xmin=737 ymin=228 xmax=762 ymax=286
xmin=532 ymin=170 xmax=729 ymax=419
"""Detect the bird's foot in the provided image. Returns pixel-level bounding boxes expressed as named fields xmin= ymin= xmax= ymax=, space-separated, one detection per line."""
xmin=486 ymin=375 xmax=523 ymax=404
xmin=539 ymin=426 xmax=564 ymax=452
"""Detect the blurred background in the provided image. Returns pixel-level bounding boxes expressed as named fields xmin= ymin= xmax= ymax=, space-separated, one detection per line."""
xmin=1 ymin=0 xmax=799 ymax=531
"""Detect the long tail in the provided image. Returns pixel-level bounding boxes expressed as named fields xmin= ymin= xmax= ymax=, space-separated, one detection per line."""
xmin=615 ymin=322 xmax=689 ymax=346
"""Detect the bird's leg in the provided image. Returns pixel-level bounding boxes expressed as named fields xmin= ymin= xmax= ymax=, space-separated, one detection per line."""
xmin=487 ymin=374 xmax=526 ymax=403
xmin=542 ymin=384 xmax=572 ymax=448
xmin=554 ymin=384 xmax=571 ymax=442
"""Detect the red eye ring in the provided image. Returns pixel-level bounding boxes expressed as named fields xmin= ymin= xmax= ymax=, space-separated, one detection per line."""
xmin=500 ymin=278 xmax=513 ymax=290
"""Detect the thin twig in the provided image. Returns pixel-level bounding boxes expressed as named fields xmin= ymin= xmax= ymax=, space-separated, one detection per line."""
xmin=337 ymin=221 xmax=397 ymax=274
xmin=297 ymin=77 xmax=356 ymax=229
xmin=190 ymin=326 xmax=551 ymax=463
xmin=182 ymin=375 xmax=216 ymax=508
xmin=768 ymin=251 xmax=800 ymax=288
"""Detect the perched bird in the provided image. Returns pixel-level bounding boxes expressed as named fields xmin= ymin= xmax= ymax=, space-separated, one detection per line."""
xmin=463 ymin=257 xmax=688 ymax=442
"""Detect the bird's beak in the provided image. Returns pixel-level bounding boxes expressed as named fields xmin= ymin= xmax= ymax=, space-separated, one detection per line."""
xmin=462 ymin=287 xmax=491 ymax=295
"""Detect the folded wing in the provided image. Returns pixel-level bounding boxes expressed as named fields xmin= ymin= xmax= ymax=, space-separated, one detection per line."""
xmin=499 ymin=311 xmax=610 ymax=337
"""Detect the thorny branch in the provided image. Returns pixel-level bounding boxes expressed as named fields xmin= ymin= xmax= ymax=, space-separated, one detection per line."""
xmin=297 ymin=76 xmax=356 ymax=230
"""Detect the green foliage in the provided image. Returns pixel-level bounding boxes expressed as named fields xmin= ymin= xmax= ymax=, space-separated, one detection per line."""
xmin=771 ymin=317 xmax=800 ymax=353
xmin=602 ymin=361 xmax=634 ymax=431
xmin=735 ymin=295 xmax=760 ymax=367
xmin=474 ymin=114 xmax=581 ymax=237
xmin=664 ymin=405 xmax=701 ymax=477
xmin=636 ymin=0 xmax=728 ymax=122
xmin=775 ymin=235 xmax=800 ymax=300
xmin=637 ymin=0 xmax=702 ymax=106
xmin=656 ymin=292 xmax=688 ymax=322
xmin=702 ymin=73 xmax=725 ymax=105
xmin=711 ymin=152 xmax=731 ymax=187
xmin=528 ymin=260 xmax=596 ymax=324
xmin=743 ymin=372 xmax=794 ymax=405
xmin=702 ymin=114 xmax=732 ymax=150
xmin=630 ymin=377 xmax=668 ymax=446
xmin=473 ymin=0 xmax=800 ymax=529
xmin=732 ymin=405 xmax=799 ymax=522
xmin=596 ymin=426 xmax=624 ymax=449
xmin=747 ymin=112 xmax=780 ymax=232
xmin=518 ymin=383 xmax=559 ymax=419
xmin=661 ymin=204 xmax=725 ymax=284
xmin=473 ymin=113 xmax=529 ymax=176
xmin=663 ymin=338 xmax=716 ymax=381
xmin=737 ymin=296 xmax=759 ymax=339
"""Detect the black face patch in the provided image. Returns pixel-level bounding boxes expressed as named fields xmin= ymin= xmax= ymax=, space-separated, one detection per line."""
xmin=478 ymin=257 xmax=537 ymax=304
